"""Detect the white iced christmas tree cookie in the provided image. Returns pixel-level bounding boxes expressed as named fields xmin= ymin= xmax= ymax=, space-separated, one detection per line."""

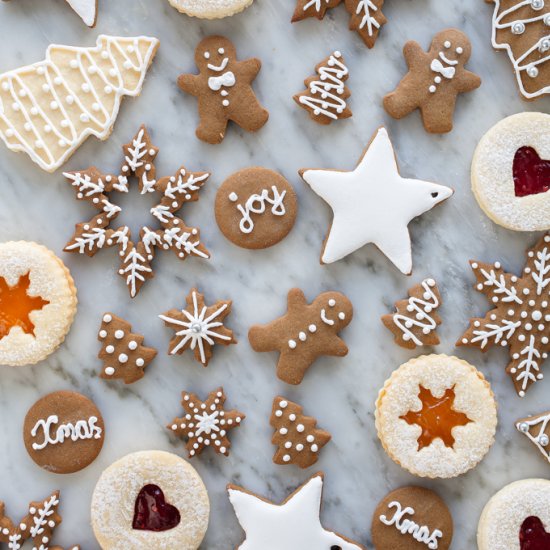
xmin=3 ymin=0 xmax=98 ymax=27
xmin=168 ymin=0 xmax=253 ymax=19
xmin=0 ymin=35 xmax=159 ymax=172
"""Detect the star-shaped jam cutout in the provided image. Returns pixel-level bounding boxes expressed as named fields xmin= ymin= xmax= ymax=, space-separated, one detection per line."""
xmin=0 ymin=272 xmax=49 ymax=340
xmin=159 ymin=288 xmax=237 ymax=367
xmin=458 ymin=234 xmax=550 ymax=397
xmin=64 ymin=125 xmax=210 ymax=298
xmin=400 ymin=385 xmax=472 ymax=450
xmin=168 ymin=387 xmax=245 ymax=458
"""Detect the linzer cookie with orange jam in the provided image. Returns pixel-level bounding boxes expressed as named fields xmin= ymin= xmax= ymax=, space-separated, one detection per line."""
xmin=0 ymin=241 xmax=77 ymax=366
xmin=375 ymin=354 xmax=497 ymax=478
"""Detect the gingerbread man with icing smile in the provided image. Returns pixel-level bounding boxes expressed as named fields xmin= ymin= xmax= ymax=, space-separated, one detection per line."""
xmin=178 ymin=36 xmax=269 ymax=144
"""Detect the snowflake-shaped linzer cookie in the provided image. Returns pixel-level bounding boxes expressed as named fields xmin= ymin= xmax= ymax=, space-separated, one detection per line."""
xmin=0 ymin=491 xmax=79 ymax=550
xmin=168 ymin=387 xmax=245 ymax=457
xmin=64 ymin=125 xmax=210 ymax=297
xmin=457 ymin=234 xmax=550 ymax=397
xmin=159 ymin=288 xmax=237 ymax=367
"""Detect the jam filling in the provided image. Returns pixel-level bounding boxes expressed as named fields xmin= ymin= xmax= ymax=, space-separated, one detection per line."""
xmin=520 ymin=516 xmax=550 ymax=550
xmin=513 ymin=146 xmax=550 ymax=198
xmin=132 ymin=484 xmax=181 ymax=532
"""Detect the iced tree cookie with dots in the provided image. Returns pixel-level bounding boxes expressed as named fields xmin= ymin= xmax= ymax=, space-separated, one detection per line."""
xmin=294 ymin=51 xmax=352 ymax=125
xmin=486 ymin=0 xmax=550 ymax=99
xmin=98 ymin=313 xmax=157 ymax=384
xmin=23 ymin=390 xmax=104 ymax=474
xmin=0 ymin=35 xmax=158 ymax=172
xmin=457 ymin=234 xmax=550 ymax=397
xmin=215 ymin=167 xmax=298 ymax=249
xmin=300 ymin=127 xmax=453 ymax=274
xmin=0 ymin=241 xmax=77 ymax=367
xmin=375 ymin=354 xmax=497 ymax=478
xmin=178 ymin=36 xmax=269 ymax=144
xmin=372 ymin=486 xmax=453 ymax=550
xmin=91 ymin=450 xmax=209 ymax=550
xmin=228 ymin=473 xmax=366 ymax=549
xmin=2 ymin=0 xmax=98 ymax=26
xmin=471 ymin=112 xmax=550 ymax=231
xmin=167 ymin=0 xmax=254 ymax=18
xmin=382 ymin=278 xmax=442 ymax=349
xmin=0 ymin=491 xmax=79 ymax=550
xmin=383 ymin=29 xmax=481 ymax=134
xmin=270 ymin=397 xmax=331 ymax=468
xmin=248 ymin=288 xmax=353 ymax=385
xmin=517 ymin=410 xmax=550 ymax=463
xmin=64 ymin=126 xmax=210 ymax=298
xmin=159 ymin=288 xmax=236 ymax=367
xmin=168 ymin=387 xmax=245 ymax=458
xmin=477 ymin=479 xmax=550 ymax=550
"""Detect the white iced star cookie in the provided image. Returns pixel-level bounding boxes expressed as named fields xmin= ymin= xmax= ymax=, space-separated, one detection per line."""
xmin=228 ymin=473 xmax=365 ymax=550
xmin=3 ymin=0 xmax=98 ymax=27
xmin=167 ymin=0 xmax=253 ymax=19
xmin=300 ymin=127 xmax=453 ymax=274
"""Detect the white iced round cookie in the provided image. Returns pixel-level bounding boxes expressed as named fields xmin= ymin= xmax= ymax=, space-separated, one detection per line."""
xmin=0 ymin=241 xmax=77 ymax=366
xmin=477 ymin=479 xmax=550 ymax=550
xmin=375 ymin=354 xmax=497 ymax=478
xmin=471 ymin=112 xmax=550 ymax=231
xmin=91 ymin=450 xmax=209 ymax=550
xmin=167 ymin=0 xmax=253 ymax=18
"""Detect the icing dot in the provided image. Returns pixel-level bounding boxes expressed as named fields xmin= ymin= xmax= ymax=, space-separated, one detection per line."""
xmin=123 ymin=61 xmax=132 ymax=70
xmin=50 ymin=101 xmax=59 ymax=110
xmin=104 ymin=367 xmax=115 ymax=376
xmin=128 ymin=340 xmax=138 ymax=350
xmin=275 ymin=410 xmax=283 ymax=417
xmin=532 ymin=310 xmax=543 ymax=321
xmin=70 ymin=59 xmax=79 ymax=69
xmin=284 ymin=441 xmax=292 ymax=449
xmin=80 ymin=114 xmax=90 ymax=123
xmin=328 ymin=299 xmax=336 ymax=307
xmin=296 ymin=444 xmax=304 ymax=451
xmin=229 ymin=192 xmax=238 ymax=202
xmin=99 ymin=330 xmax=107 ymax=338
xmin=109 ymin=68 xmax=118 ymax=77
xmin=456 ymin=46 xmax=464 ymax=54
xmin=204 ymin=52 xmax=211 ymax=59
xmin=444 ymin=41 xmax=451 ymax=48
xmin=429 ymin=85 xmax=437 ymax=93
xmin=307 ymin=435 xmax=315 ymax=442
xmin=118 ymin=353 xmax=128 ymax=363
xmin=66 ymin=95 xmax=75 ymax=104
xmin=279 ymin=428 xmax=288 ymax=435
xmin=1 ymin=82 xmax=8 ymax=91
xmin=104 ymin=85 xmax=113 ymax=94
xmin=311 ymin=444 xmax=319 ymax=452
xmin=222 ymin=99 xmax=230 ymax=107
xmin=105 ymin=345 xmax=114 ymax=354
xmin=101 ymin=51 xmax=109 ymax=59
xmin=114 ymin=330 xmax=124 ymax=339
xmin=296 ymin=424 xmax=305 ymax=432
xmin=527 ymin=65 xmax=539 ymax=78
xmin=283 ymin=454 xmax=290 ymax=462
xmin=338 ymin=312 xmax=346 ymax=320
xmin=279 ymin=400 xmax=288 ymax=408
xmin=309 ymin=324 xmax=317 ymax=333
xmin=299 ymin=332 xmax=307 ymax=341
xmin=288 ymin=339 xmax=297 ymax=349
xmin=289 ymin=414 xmax=296 ymax=421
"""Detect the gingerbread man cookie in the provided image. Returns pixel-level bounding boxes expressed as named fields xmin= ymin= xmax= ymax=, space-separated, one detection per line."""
xmin=383 ymin=29 xmax=481 ymax=133
xmin=178 ymin=36 xmax=269 ymax=144
xmin=248 ymin=288 xmax=353 ymax=385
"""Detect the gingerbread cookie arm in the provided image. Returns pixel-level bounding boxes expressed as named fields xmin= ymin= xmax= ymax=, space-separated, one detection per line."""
xmin=320 ymin=335 xmax=349 ymax=357
xmin=248 ymin=324 xmax=279 ymax=352
xmin=177 ymin=73 xmax=202 ymax=97
xmin=287 ymin=288 xmax=308 ymax=311
xmin=403 ymin=40 xmax=429 ymax=69
xmin=238 ymin=57 xmax=262 ymax=81
xmin=454 ymin=69 xmax=482 ymax=93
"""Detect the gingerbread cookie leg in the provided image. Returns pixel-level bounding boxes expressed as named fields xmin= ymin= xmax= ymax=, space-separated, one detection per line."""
xmin=230 ymin=90 xmax=269 ymax=132
xmin=196 ymin=107 xmax=230 ymax=144
xmin=420 ymin=95 xmax=457 ymax=134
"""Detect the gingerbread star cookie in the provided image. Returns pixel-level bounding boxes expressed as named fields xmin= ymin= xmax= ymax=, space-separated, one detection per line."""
xmin=249 ymin=288 xmax=352 ymax=385
xmin=383 ymin=29 xmax=481 ymax=134
xmin=178 ymin=36 xmax=269 ymax=144
xmin=517 ymin=411 xmax=550 ymax=463
xmin=3 ymin=0 xmax=98 ymax=26
xmin=291 ymin=0 xmax=342 ymax=22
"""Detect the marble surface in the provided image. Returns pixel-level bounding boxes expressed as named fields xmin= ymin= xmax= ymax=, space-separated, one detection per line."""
xmin=0 ymin=0 xmax=549 ymax=548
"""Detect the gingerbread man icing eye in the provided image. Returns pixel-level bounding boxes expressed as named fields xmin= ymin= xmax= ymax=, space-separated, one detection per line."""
xmin=444 ymin=40 xmax=451 ymax=48
xmin=203 ymin=51 xmax=210 ymax=59
xmin=456 ymin=46 xmax=464 ymax=54
xmin=218 ymin=48 xmax=225 ymax=54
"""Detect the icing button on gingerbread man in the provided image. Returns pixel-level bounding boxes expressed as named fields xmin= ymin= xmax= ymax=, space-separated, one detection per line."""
xmin=384 ymin=28 xmax=481 ymax=133
xmin=178 ymin=36 xmax=269 ymax=144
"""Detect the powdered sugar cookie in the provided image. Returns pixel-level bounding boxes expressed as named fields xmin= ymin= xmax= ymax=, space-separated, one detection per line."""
xmin=0 ymin=241 xmax=77 ymax=367
xmin=471 ymin=112 xmax=550 ymax=231
xmin=91 ymin=450 xmax=209 ymax=550
xmin=477 ymin=479 xmax=550 ymax=550
xmin=375 ymin=354 xmax=497 ymax=478
xmin=168 ymin=0 xmax=253 ymax=19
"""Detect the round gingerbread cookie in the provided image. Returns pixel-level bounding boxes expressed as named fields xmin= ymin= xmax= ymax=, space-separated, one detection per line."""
xmin=375 ymin=354 xmax=497 ymax=478
xmin=372 ymin=486 xmax=453 ymax=550
xmin=478 ymin=479 xmax=550 ymax=550
xmin=23 ymin=390 xmax=104 ymax=474
xmin=167 ymin=0 xmax=253 ymax=18
xmin=91 ymin=450 xmax=209 ymax=550
xmin=215 ymin=167 xmax=298 ymax=249
xmin=0 ymin=241 xmax=77 ymax=367
xmin=471 ymin=112 xmax=550 ymax=231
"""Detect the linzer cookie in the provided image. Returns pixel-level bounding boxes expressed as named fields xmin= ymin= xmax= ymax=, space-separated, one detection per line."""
xmin=215 ymin=167 xmax=298 ymax=249
xmin=372 ymin=486 xmax=453 ymax=550
xmin=516 ymin=411 xmax=550 ymax=463
xmin=91 ymin=450 xmax=209 ymax=549
xmin=375 ymin=354 xmax=497 ymax=478
xmin=0 ymin=241 xmax=77 ymax=367
xmin=3 ymin=0 xmax=97 ymax=26
xmin=383 ymin=29 xmax=481 ymax=133
xmin=471 ymin=112 xmax=550 ymax=231
xmin=167 ymin=0 xmax=253 ymax=18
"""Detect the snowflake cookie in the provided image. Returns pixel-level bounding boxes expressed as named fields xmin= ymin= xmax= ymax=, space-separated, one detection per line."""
xmin=517 ymin=410 xmax=550 ymax=463
xmin=457 ymin=234 xmax=550 ymax=397
xmin=228 ymin=473 xmax=365 ymax=549
xmin=168 ymin=387 xmax=245 ymax=458
xmin=159 ymin=288 xmax=236 ymax=367
xmin=91 ymin=450 xmax=209 ymax=549
xmin=64 ymin=126 xmax=210 ymax=298
xmin=375 ymin=354 xmax=497 ymax=478
xmin=167 ymin=0 xmax=254 ymax=18
xmin=0 ymin=491 xmax=79 ymax=550
xmin=3 ymin=0 xmax=98 ymax=26
xmin=478 ymin=479 xmax=550 ymax=550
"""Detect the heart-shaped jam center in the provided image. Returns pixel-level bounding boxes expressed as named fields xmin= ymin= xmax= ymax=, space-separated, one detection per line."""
xmin=132 ymin=484 xmax=181 ymax=532
xmin=513 ymin=146 xmax=550 ymax=198
xmin=520 ymin=516 xmax=550 ymax=549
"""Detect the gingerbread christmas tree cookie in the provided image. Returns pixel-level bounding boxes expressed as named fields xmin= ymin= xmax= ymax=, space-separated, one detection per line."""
xmin=517 ymin=411 xmax=550 ymax=463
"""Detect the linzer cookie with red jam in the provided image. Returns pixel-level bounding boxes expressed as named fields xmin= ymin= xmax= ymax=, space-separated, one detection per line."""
xmin=478 ymin=479 xmax=550 ymax=550
xmin=91 ymin=450 xmax=209 ymax=549
xmin=472 ymin=112 xmax=550 ymax=231
xmin=375 ymin=354 xmax=497 ymax=478
xmin=0 ymin=241 xmax=77 ymax=367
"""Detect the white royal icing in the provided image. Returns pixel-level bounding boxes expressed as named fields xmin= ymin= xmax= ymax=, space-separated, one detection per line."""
xmin=517 ymin=413 xmax=550 ymax=462
xmin=428 ymin=40 xmax=461 ymax=93
xmin=31 ymin=415 xmax=102 ymax=450
xmin=66 ymin=0 xmax=97 ymax=26
xmin=230 ymin=186 xmax=287 ymax=234
xmin=355 ymin=0 xmax=382 ymax=35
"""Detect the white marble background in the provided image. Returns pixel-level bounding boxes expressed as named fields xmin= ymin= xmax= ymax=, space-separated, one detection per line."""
xmin=0 ymin=0 xmax=549 ymax=548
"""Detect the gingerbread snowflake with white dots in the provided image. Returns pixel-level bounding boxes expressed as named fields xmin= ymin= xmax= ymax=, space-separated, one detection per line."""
xmin=168 ymin=387 xmax=245 ymax=458
xmin=458 ymin=234 xmax=550 ymax=397
xmin=64 ymin=125 xmax=210 ymax=297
